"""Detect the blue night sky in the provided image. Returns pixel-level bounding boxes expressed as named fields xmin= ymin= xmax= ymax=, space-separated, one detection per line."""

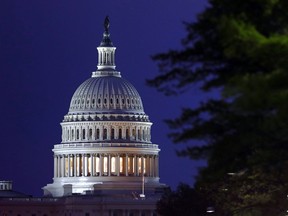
xmin=0 ymin=0 xmax=208 ymax=196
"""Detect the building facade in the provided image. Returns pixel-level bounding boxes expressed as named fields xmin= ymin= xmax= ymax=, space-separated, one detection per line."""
xmin=0 ymin=17 xmax=165 ymax=216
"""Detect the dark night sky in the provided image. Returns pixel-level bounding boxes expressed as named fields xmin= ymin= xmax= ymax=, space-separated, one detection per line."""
xmin=0 ymin=0 xmax=208 ymax=196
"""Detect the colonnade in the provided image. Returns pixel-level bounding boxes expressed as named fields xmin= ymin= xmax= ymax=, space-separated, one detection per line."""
xmin=54 ymin=153 xmax=159 ymax=178
xmin=62 ymin=124 xmax=151 ymax=143
xmin=97 ymin=48 xmax=115 ymax=66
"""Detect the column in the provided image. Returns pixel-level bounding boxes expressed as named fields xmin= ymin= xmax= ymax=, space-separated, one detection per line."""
xmin=153 ymin=155 xmax=156 ymax=177
xmin=107 ymin=126 xmax=111 ymax=140
xmin=146 ymin=156 xmax=149 ymax=177
xmin=82 ymin=154 xmax=85 ymax=176
xmin=155 ymin=156 xmax=159 ymax=177
xmin=54 ymin=155 xmax=57 ymax=178
xmin=83 ymin=154 xmax=86 ymax=176
xmin=76 ymin=154 xmax=80 ymax=176
xmin=57 ymin=156 xmax=61 ymax=177
xmin=108 ymin=154 xmax=111 ymax=176
xmin=87 ymin=154 xmax=90 ymax=176
xmin=91 ymin=154 xmax=95 ymax=176
xmin=99 ymin=154 xmax=103 ymax=176
xmin=100 ymin=126 xmax=103 ymax=140
xmin=67 ymin=154 xmax=70 ymax=177
xmin=73 ymin=154 xmax=77 ymax=177
xmin=116 ymin=154 xmax=120 ymax=176
xmin=86 ymin=128 xmax=88 ymax=141
xmin=62 ymin=155 xmax=66 ymax=177
xmin=141 ymin=156 xmax=144 ymax=176
xmin=92 ymin=128 xmax=96 ymax=141
xmin=134 ymin=155 xmax=138 ymax=176
xmin=125 ymin=154 xmax=128 ymax=176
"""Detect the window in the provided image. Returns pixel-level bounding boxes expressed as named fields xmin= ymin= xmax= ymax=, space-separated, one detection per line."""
xmin=111 ymin=128 xmax=115 ymax=139
xmin=126 ymin=129 xmax=129 ymax=139
xmin=138 ymin=158 xmax=142 ymax=174
xmin=82 ymin=129 xmax=86 ymax=140
xmin=96 ymin=156 xmax=100 ymax=174
xmin=103 ymin=128 xmax=107 ymax=140
xmin=96 ymin=129 xmax=100 ymax=139
xmin=111 ymin=156 xmax=116 ymax=173
xmin=76 ymin=129 xmax=79 ymax=140
xmin=103 ymin=156 xmax=108 ymax=173
xmin=89 ymin=129 xmax=92 ymax=139
xmin=120 ymin=157 xmax=124 ymax=174
xmin=119 ymin=128 xmax=122 ymax=139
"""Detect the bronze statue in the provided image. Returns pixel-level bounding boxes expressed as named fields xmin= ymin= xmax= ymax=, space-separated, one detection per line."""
xmin=104 ymin=16 xmax=110 ymax=32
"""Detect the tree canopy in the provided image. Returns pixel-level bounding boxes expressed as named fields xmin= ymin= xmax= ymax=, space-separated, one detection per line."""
xmin=148 ymin=0 xmax=288 ymax=215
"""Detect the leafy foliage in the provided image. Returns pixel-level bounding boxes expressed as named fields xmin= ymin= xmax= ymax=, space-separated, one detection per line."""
xmin=149 ymin=0 xmax=288 ymax=215
xmin=157 ymin=184 xmax=206 ymax=216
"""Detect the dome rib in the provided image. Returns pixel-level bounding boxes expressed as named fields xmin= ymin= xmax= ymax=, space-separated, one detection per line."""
xmin=68 ymin=76 xmax=144 ymax=115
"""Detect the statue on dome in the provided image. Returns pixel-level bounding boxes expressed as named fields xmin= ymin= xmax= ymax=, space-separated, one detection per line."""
xmin=104 ymin=16 xmax=110 ymax=32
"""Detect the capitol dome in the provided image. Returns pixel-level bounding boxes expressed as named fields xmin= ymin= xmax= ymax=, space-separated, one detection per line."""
xmin=68 ymin=73 xmax=144 ymax=115
xmin=43 ymin=17 xmax=164 ymax=198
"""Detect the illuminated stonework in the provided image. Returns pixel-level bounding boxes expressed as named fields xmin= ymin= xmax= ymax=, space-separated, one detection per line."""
xmin=43 ymin=18 xmax=163 ymax=197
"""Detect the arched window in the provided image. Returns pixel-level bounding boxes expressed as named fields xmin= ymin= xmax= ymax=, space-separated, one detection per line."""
xmin=111 ymin=128 xmax=115 ymax=139
xmin=126 ymin=129 xmax=129 ymax=140
xmin=76 ymin=129 xmax=79 ymax=140
xmin=103 ymin=128 xmax=107 ymax=140
xmin=96 ymin=129 xmax=100 ymax=140
xmin=82 ymin=129 xmax=86 ymax=140
xmin=142 ymin=129 xmax=145 ymax=140
xmin=67 ymin=130 xmax=70 ymax=141
xmin=119 ymin=128 xmax=122 ymax=139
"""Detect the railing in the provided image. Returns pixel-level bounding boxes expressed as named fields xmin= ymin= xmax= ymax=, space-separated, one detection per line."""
xmin=54 ymin=143 xmax=159 ymax=149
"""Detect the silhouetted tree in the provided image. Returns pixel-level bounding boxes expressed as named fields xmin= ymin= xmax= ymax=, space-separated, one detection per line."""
xmin=157 ymin=184 xmax=206 ymax=216
xmin=149 ymin=0 xmax=288 ymax=215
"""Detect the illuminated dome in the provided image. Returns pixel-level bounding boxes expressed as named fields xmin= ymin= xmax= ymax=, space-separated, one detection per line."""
xmin=43 ymin=17 xmax=164 ymax=198
xmin=68 ymin=74 xmax=144 ymax=115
